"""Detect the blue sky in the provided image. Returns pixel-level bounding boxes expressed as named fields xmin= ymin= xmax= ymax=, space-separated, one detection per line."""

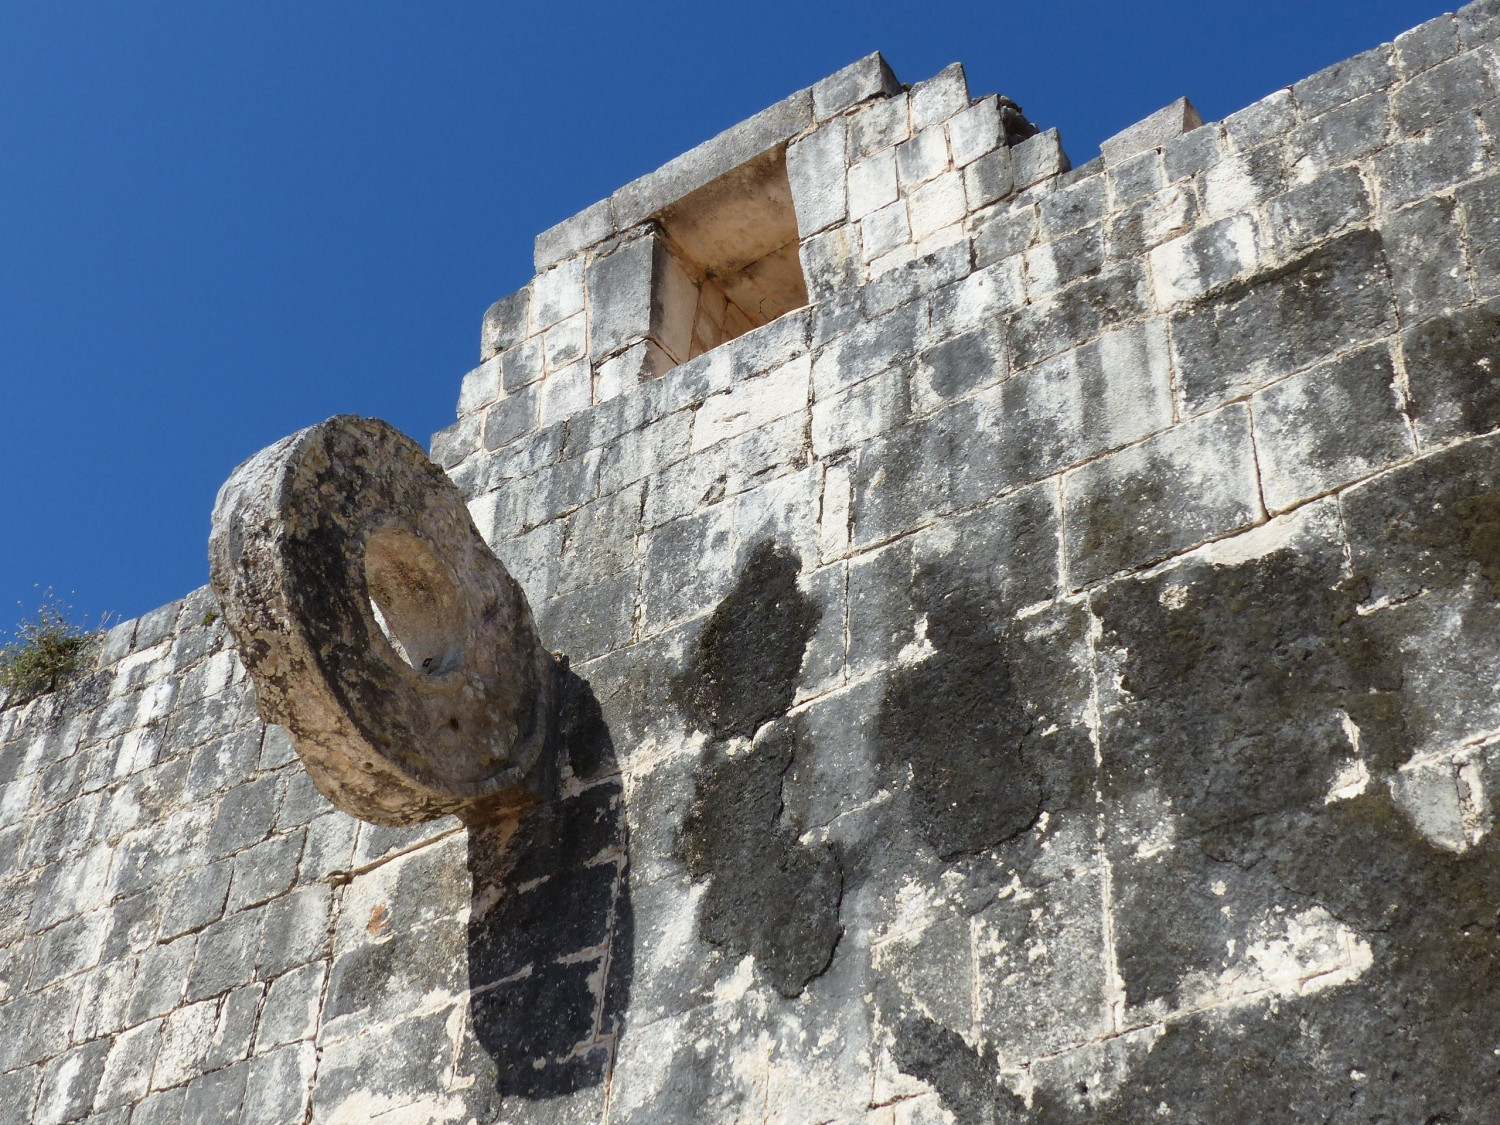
xmin=0 ymin=0 xmax=1455 ymax=628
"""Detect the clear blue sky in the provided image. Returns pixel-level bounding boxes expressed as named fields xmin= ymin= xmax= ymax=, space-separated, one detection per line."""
xmin=0 ymin=0 xmax=1454 ymax=628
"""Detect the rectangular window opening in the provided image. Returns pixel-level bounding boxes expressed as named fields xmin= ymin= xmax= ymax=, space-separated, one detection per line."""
xmin=649 ymin=145 xmax=809 ymax=366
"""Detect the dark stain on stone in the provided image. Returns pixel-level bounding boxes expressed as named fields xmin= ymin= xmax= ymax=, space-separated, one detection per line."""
xmin=680 ymin=717 xmax=843 ymax=997
xmin=1076 ymin=501 xmax=1500 ymax=1120
xmin=875 ymin=575 xmax=1042 ymax=859
xmin=464 ymin=666 xmax=632 ymax=1101
xmin=1402 ymin=296 xmax=1500 ymax=441
xmin=673 ymin=540 xmax=821 ymax=742
xmin=891 ymin=1011 xmax=1025 ymax=1125
xmin=674 ymin=541 xmax=843 ymax=997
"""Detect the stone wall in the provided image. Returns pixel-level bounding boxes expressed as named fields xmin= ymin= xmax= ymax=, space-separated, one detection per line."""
xmin=8 ymin=2 xmax=1500 ymax=1121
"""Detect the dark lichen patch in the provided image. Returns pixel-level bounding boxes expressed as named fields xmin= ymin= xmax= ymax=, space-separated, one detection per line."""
xmin=891 ymin=1012 xmax=1026 ymax=1125
xmin=672 ymin=540 xmax=821 ymax=742
xmin=1403 ymin=295 xmax=1500 ymax=443
xmin=679 ymin=718 xmax=843 ymax=997
xmin=1085 ymin=511 xmax=1500 ymax=1118
xmin=1093 ymin=535 xmax=1402 ymax=841
xmin=1343 ymin=429 xmax=1500 ymax=604
xmin=875 ymin=575 xmax=1059 ymax=860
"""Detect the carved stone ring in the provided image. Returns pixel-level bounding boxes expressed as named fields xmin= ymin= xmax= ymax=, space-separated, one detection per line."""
xmin=209 ymin=415 xmax=554 ymax=825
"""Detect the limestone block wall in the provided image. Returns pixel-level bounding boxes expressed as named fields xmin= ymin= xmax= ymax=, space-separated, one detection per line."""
xmin=9 ymin=2 xmax=1500 ymax=1121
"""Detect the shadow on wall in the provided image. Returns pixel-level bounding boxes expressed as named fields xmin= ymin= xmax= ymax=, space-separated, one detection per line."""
xmin=464 ymin=666 xmax=633 ymax=1107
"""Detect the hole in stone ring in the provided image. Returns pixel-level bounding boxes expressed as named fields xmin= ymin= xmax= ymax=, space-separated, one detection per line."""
xmin=364 ymin=526 xmax=466 ymax=678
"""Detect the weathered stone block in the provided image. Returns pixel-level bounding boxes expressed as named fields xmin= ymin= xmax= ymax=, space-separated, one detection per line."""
xmin=1009 ymin=263 xmax=1151 ymax=370
xmin=1402 ymin=296 xmax=1500 ymax=444
xmin=849 ymin=90 xmax=911 ymax=161
xmin=1252 ymin=343 xmax=1413 ymax=511
xmin=812 ymin=52 xmax=901 ymax=121
xmin=787 ymin=119 xmax=849 ymax=237
xmin=895 ymin=127 xmax=949 ymax=191
xmin=1170 ymin=229 xmax=1395 ymax=414
xmin=948 ymin=95 xmax=1003 ymax=169
xmin=1161 ymin=123 xmax=1219 ymax=183
xmin=1393 ymin=48 xmax=1494 ymax=135
xmin=1264 ymin=166 xmax=1371 ymax=256
xmin=1397 ymin=12 xmax=1460 ymax=74
xmin=1295 ymin=44 xmax=1394 ymax=118
xmin=910 ymin=62 xmax=969 ymax=130
xmin=1063 ymin=405 xmax=1262 ymax=587
xmin=533 ymin=197 xmax=612 ymax=272
xmin=480 ymin=287 xmax=529 ymax=364
xmin=1222 ymin=89 xmax=1296 ymax=152
xmin=1149 ymin=212 xmax=1263 ymax=306
xmin=1101 ymin=97 xmax=1204 ymax=166
xmin=1374 ymin=111 xmax=1488 ymax=209
xmin=1040 ymin=172 xmax=1106 ymax=237
xmin=1013 ymin=127 xmax=1071 ymax=189
xmin=1385 ymin=195 xmax=1474 ymax=320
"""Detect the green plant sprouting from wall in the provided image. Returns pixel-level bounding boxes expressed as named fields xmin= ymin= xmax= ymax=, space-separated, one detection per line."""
xmin=0 ymin=590 xmax=104 ymax=702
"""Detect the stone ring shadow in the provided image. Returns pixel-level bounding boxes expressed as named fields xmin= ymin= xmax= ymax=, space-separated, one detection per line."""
xmin=463 ymin=665 xmax=633 ymax=1103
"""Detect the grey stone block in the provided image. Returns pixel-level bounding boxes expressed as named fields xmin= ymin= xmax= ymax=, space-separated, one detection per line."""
xmin=256 ymin=962 xmax=325 ymax=1051
xmin=1222 ymin=89 xmax=1296 ymax=152
xmin=1026 ymin=224 xmax=1105 ymax=296
xmin=1385 ymin=195 xmax=1474 ymax=320
xmin=479 ymin=288 xmax=529 ymax=364
xmin=533 ymin=198 xmax=613 ymax=272
xmin=963 ymin=145 xmax=1015 ymax=212
xmin=257 ymin=884 xmax=332 ymax=978
xmin=1264 ymin=166 xmax=1372 ymax=256
xmin=1170 ymin=229 xmax=1395 ymax=415
xmin=1106 ymin=148 xmax=1165 ymax=208
xmin=994 ymin=322 xmax=1174 ymax=487
xmin=132 ymin=602 xmax=181 ymax=653
xmin=208 ymin=776 xmax=279 ymax=858
xmin=241 ymin=1042 xmax=314 ymax=1125
xmin=1294 ymin=44 xmax=1395 ymax=119
xmin=181 ymin=1060 xmax=247 ymax=1125
xmin=536 ymin=569 xmax=637 ymax=661
xmin=94 ymin=1020 xmax=161 ymax=1111
xmin=127 ymin=936 xmax=195 ymax=1023
xmin=972 ymin=201 xmax=1036 ymax=268
xmin=1287 ymin=91 xmax=1389 ymax=178
xmin=911 ymin=62 xmax=970 ymax=130
xmin=1397 ymin=13 xmax=1460 ymax=74
xmin=430 ymin=414 xmax=480 ymax=471
xmin=1374 ymin=111 xmax=1488 ymax=209
xmin=612 ymin=90 xmax=814 ymax=229
xmin=482 ymin=386 xmax=537 ymax=452
xmin=1403 ymin=296 xmax=1500 ymax=444
xmin=1009 ymin=263 xmax=1151 ymax=370
xmin=849 ymin=91 xmax=911 ymax=162
xmin=185 ymin=909 xmax=263 ymax=1002
xmin=1063 ymin=404 xmax=1262 ymax=588
xmin=1252 ymin=344 xmax=1414 ymax=511
xmin=1040 ymin=172 xmax=1106 ymax=237
xmin=1459 ymin=172 xmax=1500 ymax=295
xmin=1013 ymin=128 xmax=1071 ymax=190
xmin=1392 ymin=49 xmax=1495 ymax=135
xmin=949 ymin=95 xmax=1004 ymax=167
xmin=1149 ymin=213 xmax=1263 ymax=307
xmin=225 ymin=830 xmax=303 ymax=912
xmin=204 ymin=982 xmax=263 ymax=1071
xmin=1101 ymin=97 xmax=1204 ymax=166
xmin=787 ymin=119 xmax=848 ymax=237
xmin=1459 ymin=0 xmax=1500 ymax=47
xmin=812 ymin=52 xmax=901 ymax=121
xmin=35 ymin=1038 xmax=111 ymax=1125
xmin=1161 ymin=123 xmax=1220 ymax=183
xmin=160 ymin=860 xmax=232 ymax=939
xmin=128 ymin=1087 xmax=185 ymax=1125
xmin=500 ymin=335 xmax=544 ymax=394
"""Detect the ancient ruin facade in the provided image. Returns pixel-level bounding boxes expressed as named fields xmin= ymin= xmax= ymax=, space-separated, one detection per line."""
xmin=7 ymin=3 xmax=1500 ymax=1120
